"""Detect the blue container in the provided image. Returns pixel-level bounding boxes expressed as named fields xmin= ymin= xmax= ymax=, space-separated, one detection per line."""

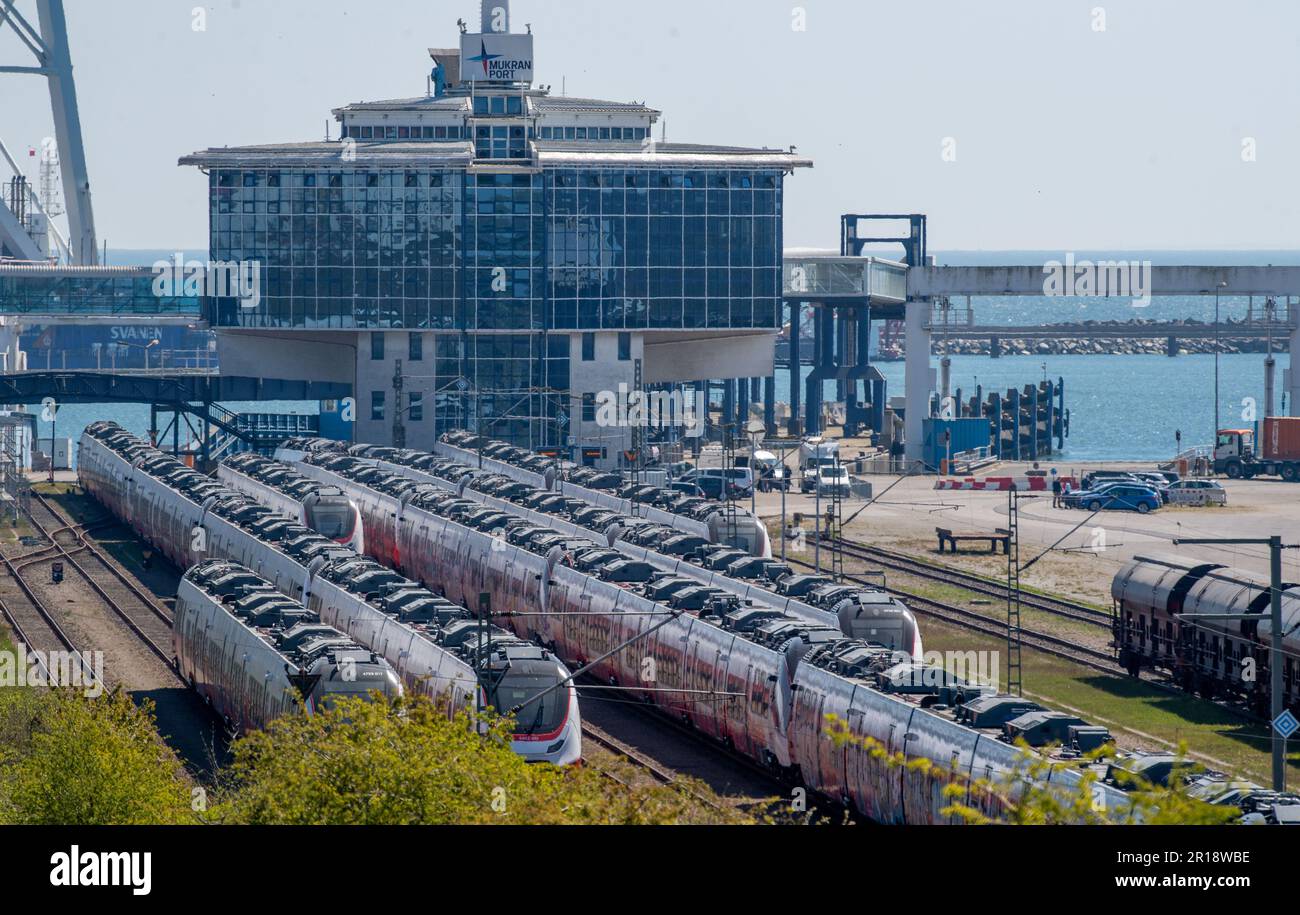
xmin=923 ymin=418 xmax=993 ymax=471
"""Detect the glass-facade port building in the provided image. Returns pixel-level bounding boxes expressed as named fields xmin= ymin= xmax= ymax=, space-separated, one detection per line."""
xmin=182 ymin=29 xmax=808 ymax=460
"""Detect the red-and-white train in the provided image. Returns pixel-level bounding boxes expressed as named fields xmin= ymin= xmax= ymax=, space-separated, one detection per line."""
xmin=281 ymin=444 xmax=1132 ymax=823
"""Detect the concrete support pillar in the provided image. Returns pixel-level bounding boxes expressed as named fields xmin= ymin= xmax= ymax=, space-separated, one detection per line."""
xmin=0 ymin=318 xmax=22 ymax=375
xmin=737 ymin=377 xmax=750 ymax=426
xmin=693 ymin=380 xmax=707 ymax=456
xmin=722 ymin=379 xmax=735 ymax=433
xmin=903 ymin=298 xmax=933 ymax=468
xmin=763 ymin=375 xmax=776 ymax=436
xmin=787 ymin=302 xmax=802 ymax=437
xmin=871 ymin=375 xmax=886 ymax=436
xmin=990 ymin=335 xmax=1000 ymax=359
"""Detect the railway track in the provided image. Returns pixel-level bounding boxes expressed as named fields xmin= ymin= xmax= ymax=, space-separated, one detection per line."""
xmin=0 ymin=508 xmax=103 ymax=686
xmin=581 ymin=722 xmax=682 ymax=789
xmin=22 ymin=492 xmax=176 ymax=671
xmin=826 ymin=537 xmax=1112 ymax=630
xmin=784 ymin=553 xmax=1122 ymax=675
xmin=579 ymin=719 xmax=791 ymax=819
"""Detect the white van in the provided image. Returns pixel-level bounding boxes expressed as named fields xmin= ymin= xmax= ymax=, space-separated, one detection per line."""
xmin=816 ymin=465 xmax=851 ymax=497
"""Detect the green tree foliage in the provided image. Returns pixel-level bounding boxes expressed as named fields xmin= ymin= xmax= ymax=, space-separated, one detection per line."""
xmin=0 ymin=683 xmax=750 ymax=825
xmin=0 ymin=688 xmax=197 ymax=825
xmin=212 ymin=695 xmax=753 ymax=825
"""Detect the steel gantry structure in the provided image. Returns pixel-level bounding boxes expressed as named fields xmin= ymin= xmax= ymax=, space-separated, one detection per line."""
xmin=0 ymin=0 xmax=97 ymax=264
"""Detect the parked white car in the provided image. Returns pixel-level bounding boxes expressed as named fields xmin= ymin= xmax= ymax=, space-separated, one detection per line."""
xmin=1165 ymin=480 xmax=1228 ymax=507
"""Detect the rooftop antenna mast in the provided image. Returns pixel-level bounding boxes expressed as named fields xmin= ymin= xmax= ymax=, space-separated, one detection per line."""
xmin=0 ymin=0 xmax=98 ymax=264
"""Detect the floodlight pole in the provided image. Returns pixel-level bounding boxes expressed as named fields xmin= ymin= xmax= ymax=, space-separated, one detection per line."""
xmin=1176 ymin=536 xmax=1291 ymax=791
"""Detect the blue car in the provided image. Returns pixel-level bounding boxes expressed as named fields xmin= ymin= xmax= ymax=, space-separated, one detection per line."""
xmin=1066 ymin=483 xmax=1161 ymax=514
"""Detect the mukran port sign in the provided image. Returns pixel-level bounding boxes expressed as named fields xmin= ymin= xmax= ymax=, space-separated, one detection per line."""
xmin=460 ymin=33 xmax=534 ymax=83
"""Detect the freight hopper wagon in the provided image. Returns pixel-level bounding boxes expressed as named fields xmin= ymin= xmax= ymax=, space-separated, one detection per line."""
xmin=175 ymin=561 xmax=403 ymax=732
xmin=78 ymin=423 xmax=582 ymax=765
xmin=1113 ymin=554 xmax=1300 ymax=716
xmin=287 ymin=448 xmax=1135 ymax=824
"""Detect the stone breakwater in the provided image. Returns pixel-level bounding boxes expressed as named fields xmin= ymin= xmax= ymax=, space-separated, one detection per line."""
xmin=935 ymin=336 xmax=1290 ymax=357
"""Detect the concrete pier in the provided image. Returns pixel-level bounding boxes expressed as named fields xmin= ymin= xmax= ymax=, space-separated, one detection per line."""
xmin=904 ymin=298 xmax=932 ymax=467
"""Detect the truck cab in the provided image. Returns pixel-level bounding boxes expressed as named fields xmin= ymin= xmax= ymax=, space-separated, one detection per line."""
xmin=799 ymin=437 xmax=840 ymax=493
xmin=1214 ymin=420 xmax=1300 ymax=481
xmin=1213 ymin=429 xmax=1255 ymax=478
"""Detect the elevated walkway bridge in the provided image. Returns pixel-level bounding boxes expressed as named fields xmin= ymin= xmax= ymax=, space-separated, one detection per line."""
xmin=0 ymin=264 xmax=203 ymax=325
xmin=0 ymin=371 xmax=346 ymax=464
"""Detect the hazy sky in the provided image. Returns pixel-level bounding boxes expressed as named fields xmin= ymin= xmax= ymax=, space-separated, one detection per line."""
xmin=3 ymin=0 xmax=1297 ymax=252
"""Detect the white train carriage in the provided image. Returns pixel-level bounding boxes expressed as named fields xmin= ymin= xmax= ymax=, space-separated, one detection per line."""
xmin=296 ymin=447 xmax=921 ymax=658
xmin=80 ymin=423 xmax=582 ymax=765
xmin=173 ymin=561 xmax=403 ymax=733
xmin=219 ymin=454 xmax=365 ymax=554
xmin=287 ymin=449 xmax=1137 ymax=823
xmin=306 ymin=568 xmax=478 ymax=719
xmin=430 ymin=435 xmax=773 ymax=557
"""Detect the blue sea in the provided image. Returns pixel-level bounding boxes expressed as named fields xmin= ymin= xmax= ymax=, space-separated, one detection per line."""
xmin=36 ymin=249 xmax=1298 ymax=464
xmin=775 ymin=354 xmax=1290 ymax=463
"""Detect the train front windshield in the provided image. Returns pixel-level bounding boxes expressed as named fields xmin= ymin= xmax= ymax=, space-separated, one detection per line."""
xmin=491 ymin=675 xmax=568 ymax=737
xmin=308 ymin=500 xmax=355 ymax=540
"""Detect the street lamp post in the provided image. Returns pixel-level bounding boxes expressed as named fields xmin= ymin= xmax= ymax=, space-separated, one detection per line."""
xmin=745 ymin=420 xmax=765 ymax=518
xmin=814 ymin=455 xmax=822 ymax=574
xmin=1214 ymin=281 xmax=1227 ymax=440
